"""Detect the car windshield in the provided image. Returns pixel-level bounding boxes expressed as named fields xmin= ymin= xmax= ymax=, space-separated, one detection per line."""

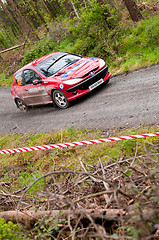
xmin=35 ymin=53 xmax=82 ymax=78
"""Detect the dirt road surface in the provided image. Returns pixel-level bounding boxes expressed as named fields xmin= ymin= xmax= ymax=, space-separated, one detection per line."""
xmin=0 ymin=64 xmax=159 ymax=134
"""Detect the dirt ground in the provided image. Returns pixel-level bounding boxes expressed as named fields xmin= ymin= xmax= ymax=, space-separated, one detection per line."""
xmin=0 ymin=64 xmax=159 ymax=134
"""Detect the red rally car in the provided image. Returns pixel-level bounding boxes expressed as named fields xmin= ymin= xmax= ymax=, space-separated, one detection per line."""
xmin=11 ymin=52 xmax=111 ymax=111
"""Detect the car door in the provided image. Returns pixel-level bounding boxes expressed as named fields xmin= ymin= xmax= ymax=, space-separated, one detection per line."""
xmin=21 ymin=69 xmax=51 ymax=106
xmin=14 ymin=71 xmax=26 ymax=101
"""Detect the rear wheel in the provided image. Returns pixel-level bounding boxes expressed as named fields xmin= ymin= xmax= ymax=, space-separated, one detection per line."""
xmin=15 ymin=98 xmax=28 ymax=112
xmin=53 ymin=90 xmax=70 ymax=109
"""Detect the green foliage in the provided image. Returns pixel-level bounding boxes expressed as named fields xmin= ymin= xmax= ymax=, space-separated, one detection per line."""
xmin=0 ymin=29 xmax=17 ymax=49
xmin=0 ymin=72 xmax=13 ymax=87
xmin=0 ymin=218 xmax=23 ymax=240
xmin=119 ymin=225 xmax=143 ymax=239
xmin=22 ymin=1 xmax=119 ymax=62
xmin=22 ymin=38 xmax=58 ymax=65
xmin=18 ymin=172 xmax=44 ymax=194
xmin=67 ymin=2 xmax=118 ymax=56
xmin=0 ymin=124 xmax=158 ymax=175
xmin=48 ymin=20 xmax=71 ymax=43
xmin=123 ymin=16 xmax=159 ymax=52
xmin=1 ymin=1 xmax=159 ymax=85
xmin=28 ymin=133 xmax=42 ymax=143
xmin=0 ymin=33 xmax=8 ymax=49
xmin=67 ymin=125 xmax=77 ymax=138
xmin=113 ymin=15 xmax=159 ymax=72
xmin=69 ymin=2 xmax=118 ymax=38
xmin=17 ymin=1 xmax=119 ymax=62
xmin=34 ymin=216 xmax=67 ymax=239
xmin=0 ymin=124 xmax=158 ymax=239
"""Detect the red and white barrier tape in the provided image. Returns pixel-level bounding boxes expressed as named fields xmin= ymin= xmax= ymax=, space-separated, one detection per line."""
xmin=0 ymin=132 xmax=159 ymax=155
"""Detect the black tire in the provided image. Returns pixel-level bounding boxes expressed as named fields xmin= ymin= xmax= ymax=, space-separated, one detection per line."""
xmin=15 ymin=98 xmax=28 ymax=112
xmin=52 ymin=90 xmax=70 ymax=109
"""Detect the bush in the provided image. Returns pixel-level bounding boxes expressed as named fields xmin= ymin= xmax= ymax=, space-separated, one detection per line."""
xmin=0 ymin=218 xmax=23 ymax=240
xmin=65 ymin=1 xmax=119 ymax=58
xmin=69 ymin=2 xmax=118 ymax=38
xmin=48 ymin=20 xmax=70 ymax=43
xmin=0 ymin=72 xmax=13 ymax=87
xmin=0 ymin=28 xmax=17 ymax=49
xmin=22 ymin=38 xmax=57 ymax=65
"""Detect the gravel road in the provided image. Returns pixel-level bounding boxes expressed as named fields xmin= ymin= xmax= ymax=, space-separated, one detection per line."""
xmin=0 ymin=64 xmax=159 ymax=134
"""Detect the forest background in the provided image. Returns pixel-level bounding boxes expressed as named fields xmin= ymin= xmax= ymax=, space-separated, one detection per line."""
xmin=0 ymin=0 xmax=159 ymax=239
xmin=0 ymin=0 xmax=159 ymax=86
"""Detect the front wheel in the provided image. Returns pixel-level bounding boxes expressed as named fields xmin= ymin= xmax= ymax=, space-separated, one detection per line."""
xmin=15 ymin=98 xmax=28 ymax=112
xmin=52 ymin=90 xmax=70 ymax=109
xmin=105 ymin=78 xmax=109 ymax=84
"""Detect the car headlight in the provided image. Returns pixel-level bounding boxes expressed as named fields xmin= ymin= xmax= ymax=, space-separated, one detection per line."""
xmin=99 ymin=59 xmax=106 ymax=68
xmin=63 ymin=78 xmax=82 ymax=85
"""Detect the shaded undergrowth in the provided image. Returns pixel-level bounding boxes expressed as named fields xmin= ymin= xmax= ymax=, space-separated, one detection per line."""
xmin=0 ymin=124 xmax=159 ymax=239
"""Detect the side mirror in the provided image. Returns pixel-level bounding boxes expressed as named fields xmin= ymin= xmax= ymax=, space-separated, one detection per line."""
xmin=33 ymin=79 xmax=42 ymax=85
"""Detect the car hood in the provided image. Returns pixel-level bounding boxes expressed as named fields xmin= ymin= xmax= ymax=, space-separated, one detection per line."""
xmin=58 ymin=57 xmax=100 ymax=80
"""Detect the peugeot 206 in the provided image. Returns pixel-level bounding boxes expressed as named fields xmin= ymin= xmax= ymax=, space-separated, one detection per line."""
xmin=11 ymin=52 xmax=111 ymax=111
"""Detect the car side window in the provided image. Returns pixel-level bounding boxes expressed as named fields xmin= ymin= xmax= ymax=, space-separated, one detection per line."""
xmin=23 ymin=69 xmax=41 ymax=85
xmin=15 ymin=71 xmax=23 ymax=86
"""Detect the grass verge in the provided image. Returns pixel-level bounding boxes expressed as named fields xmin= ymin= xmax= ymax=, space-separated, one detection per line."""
xmin=0 ymin=124 xmax=158 ymax=184
xmin=0 ymin=124 xmax=158 ymax=239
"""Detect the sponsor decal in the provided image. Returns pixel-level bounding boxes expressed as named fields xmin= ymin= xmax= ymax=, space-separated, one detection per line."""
xmin=17 ymin=78 xmax=22 ymax=86
xmin=38 ymin=86 xmax=45 ymax=90
xmin=29 ymin=88 xmax=34 ymax=92
xmin=90 ymin=71 xmax=95 ymax=77
xmin=28 ymin=86 xmax=45 ymax=93
xmin=29 ymin=88 xmax=39 ymax=93
xmin=59 ymin=84 xmax=64 ymax=89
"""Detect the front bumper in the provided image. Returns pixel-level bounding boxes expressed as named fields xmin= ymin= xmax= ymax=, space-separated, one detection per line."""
xmin=66 ymin=65 xmax=108 ymax=92
xmin=65 ymin=67 xmax=111 ymax=102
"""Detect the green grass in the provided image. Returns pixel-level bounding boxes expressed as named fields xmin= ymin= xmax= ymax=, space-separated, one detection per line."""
xmin=0 ymin=124 xmax=158 ymax=183
xmin=0 ymin=125 xmax=158 ymax=239
xmin=0 ymin=72 xmax=13 ymax=87
xmin=109 ymin=15 xmax=159 ymax=73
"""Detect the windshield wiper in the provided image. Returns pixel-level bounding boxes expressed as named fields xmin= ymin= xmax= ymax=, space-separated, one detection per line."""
xmin=47 ymin=54 xmax=68 ymax=71
xmin=54 ymin=72 xmax=65 ymax=76
xmin=54 ymin=60 xmax=79 ymax=76
xmin=40 ymin=68 xmax=48 ymax=74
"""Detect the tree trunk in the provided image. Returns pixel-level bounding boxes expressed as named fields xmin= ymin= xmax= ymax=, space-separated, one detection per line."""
xmin=0 ymin=0 xmax=22 ymax=36
xmin=29 ymin=0 xmax=49 ymax=32
xmin=122 ymin=0 xmax=143 ymax=22
xmin=40 ymin=0 xmax=52 ymax=16
xmin=63 ymin=0 xmax=76 ymax=19
xmin=6 ymin=0 xmax=39 ymax=41
xmin=96 ymin=0 xmax=114 ymax=29
xmin=0 ymin=209 xmax=125 ymax=228
xmin=0 ymin=42 xmax=25 ymax=54
xmin=0 ymin=21 xmax=10 ymax=48
xmin=0 ymin=22 xmax=8 ymax=35
xmin=53 ymin=0 xmax=62 ymax=15
xmin=0 ymin=0 xmax=17 ymax=25
xmin=70 ymin=0 xmax=79 ymax=18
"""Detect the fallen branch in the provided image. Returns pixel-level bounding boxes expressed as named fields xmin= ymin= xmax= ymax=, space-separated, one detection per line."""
xmin=0 ymin=43 xmax=25 ymax=54
xmin=0 ymin=209 xmax=125 ymax=228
